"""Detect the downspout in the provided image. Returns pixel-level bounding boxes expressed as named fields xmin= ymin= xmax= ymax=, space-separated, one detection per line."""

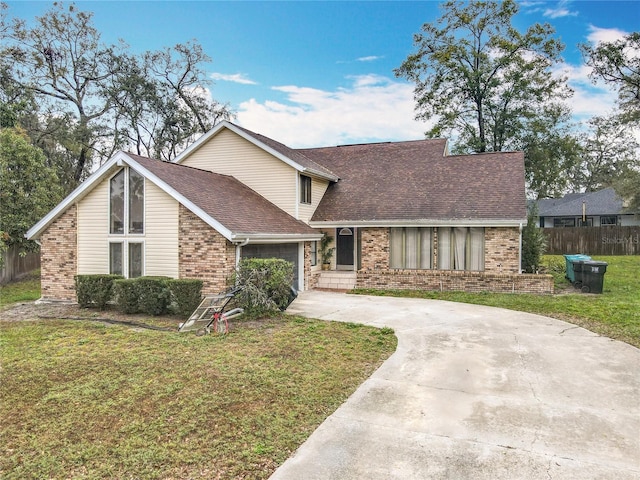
xmin=234 ymin=238 xmax=250 ymax=267
xmin=518 ymin=223 xmax=523 ymax=274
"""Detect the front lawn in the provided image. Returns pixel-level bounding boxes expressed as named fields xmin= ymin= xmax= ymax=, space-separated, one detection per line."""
xmin=0 ymin=309 xmax=396 ymax=479
xmin=355 ymin=255 xmax=640 ymax=348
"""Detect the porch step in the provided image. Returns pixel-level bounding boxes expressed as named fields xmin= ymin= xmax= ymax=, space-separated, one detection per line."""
xmin=316 ymin=271 xmax=357 ymax=290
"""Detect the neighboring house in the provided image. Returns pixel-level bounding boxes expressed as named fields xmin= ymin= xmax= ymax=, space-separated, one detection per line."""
xmin=27 ymin=121 xmax=552 ymax=302
xmin=537 ymin=188 xmax=640 ymax=228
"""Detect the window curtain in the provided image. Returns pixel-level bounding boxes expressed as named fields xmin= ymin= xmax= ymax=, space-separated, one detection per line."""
xmin=405 ymin=228 xmax=419 ymax=268
xmin=469 ymin=227 xmax=484 ymax=271
xmin=420 ymin=228 xmax=432 ymax=269
xmin=390 ymin=228 xmax=403 ymax=268
xmin=437 ymin=228 xmax=451 ymax=270
xmin=453 ymin=227 xmax=467 ymax=270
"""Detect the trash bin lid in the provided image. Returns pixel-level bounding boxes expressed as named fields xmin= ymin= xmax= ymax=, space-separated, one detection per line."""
xmin=564 ymin=254 xmax=592 ymax=262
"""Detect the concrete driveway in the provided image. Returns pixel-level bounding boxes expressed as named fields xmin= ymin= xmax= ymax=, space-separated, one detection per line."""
xmin=270 ymin=291 xmax=640 ymax=480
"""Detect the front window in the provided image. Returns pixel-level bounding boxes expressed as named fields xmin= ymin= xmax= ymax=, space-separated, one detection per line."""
xmin=600 ymin=215 xmax=617 ymax=226
xmin=437 ymin=227 xmax=484 ymax=271
xmin=110 ymin=168 xmax=144 ymax=235
xmin=300 ymin=175 xmax=312 ymax=204
xmin=390 ymin=227 xmax=432 ymax=269
xmin=310 ymin=241 xmax=318 ymax=266
xmin=554 ymin=217 xmax=575 ymax=228
xmin=110 ymin=170 xmax=125 ymax=234
xmin=110 ymin=241 xmax=143 ymax=278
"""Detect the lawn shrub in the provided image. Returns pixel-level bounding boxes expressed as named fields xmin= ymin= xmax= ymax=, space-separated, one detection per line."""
xmin=232 ymin=258 xmax=294 ymax=316
xmin=75 ymin=274 xmax=123 ymax=309
xmin=167 ymin=279 xmax=203 ymax=317
xmin=113 ymin=279 xmax=140 ymax=314
xmin=135 ymin=277 xmax=171 ymax=315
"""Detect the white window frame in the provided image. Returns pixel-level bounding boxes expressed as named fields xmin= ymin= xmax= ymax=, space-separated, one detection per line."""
xmin=389 ymin=227 xmax=433 ymax=270
xmin=109 ymin=240 xmax=145 ymax=278
xmin=300 ymin=174 xmax=312 ymax=204
xmin=109 ymin=167 xmax=145 ymax=236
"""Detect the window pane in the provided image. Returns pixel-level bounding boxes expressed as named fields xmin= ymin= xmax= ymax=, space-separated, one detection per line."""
xmin=110 ymin=170 xmax=125 ymax=234
xmin=405 ymin=228 xmax=419 ymax=269
xmin=437 ymin=228 xmax=451 ymax=270
xmin=389 ymin=228 xmax=404 ymax=268
xmin=310 ymin=241 xmax=317 ymax=266
xmin=300 ymin=175 xmax=312 ymax=204
xmin=129 ymin=243 xmax=143 ymax=278
xmin=109 ymin=243 xmax=123 ymax=275
xmin=420 ymin=228 xmax=432 ymax=269
xmin=469 ymin=228 xmax=484 ymax=271
xmin=128 ymin=169 xmax=144 ymax=234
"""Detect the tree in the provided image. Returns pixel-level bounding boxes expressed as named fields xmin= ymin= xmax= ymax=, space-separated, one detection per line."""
xmin=581 ymin=32 xmax=640 ymax=124
xmin=395 ymin=0 xmax=571 ymax=154
xmin=569 ymin=114 xmax=639 ymax=192
xmin=4 ymin=3 xmax=122 ymax=184
xmin=0 ymin=128 xmax=63 ymax=261
xmin=521 ymin=203 xmax=547 ymax=274
xmin=109 ymin=43 xmax=233 ymax=161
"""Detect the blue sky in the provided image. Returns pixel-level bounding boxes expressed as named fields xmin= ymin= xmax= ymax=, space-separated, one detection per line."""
xmin=6 ymin=1 xmax=640 ymax=147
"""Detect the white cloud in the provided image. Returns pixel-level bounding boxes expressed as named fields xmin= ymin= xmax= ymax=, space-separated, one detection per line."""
xmin=586 ymin=25 xmax=628 ymax=45
xmin=236 ymin=75 xmax=428 ymax=148
xmin=211 ymin=72 xmax=257 ymax=85
xmin=542 ymin=0 xmax=578 ymax=18
xmin=357 ymin=55 xmax=383 ymax=62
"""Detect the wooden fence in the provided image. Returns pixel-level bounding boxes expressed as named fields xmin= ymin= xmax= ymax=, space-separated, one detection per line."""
xmin=542 ymin=226 xmax=640 ymax=256
xmin=0 ymin=247 xmax=40 ymax=284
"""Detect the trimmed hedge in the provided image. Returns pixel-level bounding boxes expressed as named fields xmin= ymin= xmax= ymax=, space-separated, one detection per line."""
xmin=113 ymin=278 xmax=141 ymax=314
xmin=167 ymin=279 xmax=203 ymax=318
xmin=75 ymin=274 xmax=123 ymax=310
xmin=232 ymin=258 xmax=294 ymax=317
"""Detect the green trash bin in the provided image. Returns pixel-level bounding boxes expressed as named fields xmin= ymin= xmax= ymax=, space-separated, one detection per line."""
xmin=563 ymin=254 xmax=591 ymax=285
xmin=580 ymin=261 xmax=608 ymax=294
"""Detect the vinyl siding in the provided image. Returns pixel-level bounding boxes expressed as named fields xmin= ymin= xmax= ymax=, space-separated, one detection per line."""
xmin=77 ymin=180 xmax=109 ymax=274
xmin=145 ymin=181 xmax=179 ymax=277
xmin=77 ymin=173 xmax=179 ymax=278
xmin=299 ymin=176 xmax=330 ymax=223
xmin=180 ymin=128 xmax=297 ymax=216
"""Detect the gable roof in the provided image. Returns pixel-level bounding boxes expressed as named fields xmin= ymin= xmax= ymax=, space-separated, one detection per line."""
xmin=27 ymin=151 xmax=321 ymax=242
xmin=173 ymin=121 xmax=339 ymax=181
xmin=297 ymin=141 xmax=527 ymax=226
xmin=537 ymin=188 xmax=631 ymax=217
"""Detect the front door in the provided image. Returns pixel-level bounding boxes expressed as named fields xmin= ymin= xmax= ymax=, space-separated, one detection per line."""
xmin=336 ymin=227 xmax=354 ymax=270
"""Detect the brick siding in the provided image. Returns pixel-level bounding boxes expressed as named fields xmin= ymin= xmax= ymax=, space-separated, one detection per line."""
xmin=355 ymin=226 xmax=553 ymax=294
xmin=40 ymin=206 xmax=77 ymax=301
xmin=178 ymin=205 xmax=236 ymax=295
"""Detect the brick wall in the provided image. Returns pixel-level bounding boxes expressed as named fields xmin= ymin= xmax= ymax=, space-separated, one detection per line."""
xmin=355 ymin=226 xmax=552 ymax=294
xmin=303 ymin=241 xmax=320 ymax=290
xmin=360 ymin=228 xmax=389 ymax=270
xmin=40 ymin=205 xmax=77 ymax=301
xmin=356 ymin=270 xmax=553 ymax=294
xmin=178 ymin=205 xmax=236 ymax=294
xmin=485 ymin=227 xmax=520 ymax=273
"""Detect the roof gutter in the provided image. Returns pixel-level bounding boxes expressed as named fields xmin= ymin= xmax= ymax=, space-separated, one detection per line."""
xmin=309 ymin=219 xmax=528 ymax=228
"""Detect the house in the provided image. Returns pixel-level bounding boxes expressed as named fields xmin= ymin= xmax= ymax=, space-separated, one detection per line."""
xmin=537 ymin=188 xmax=640 ymax=228
xmin=26 ymin=121 xmax=553 ymax=302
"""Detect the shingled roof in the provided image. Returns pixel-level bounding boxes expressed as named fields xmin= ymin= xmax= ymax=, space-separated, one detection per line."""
xmin=297 ymin=140 xmax=527 ymax=225
xmin=537 ymin=188 xmax=630 ymax=217
xmin=128 ymin=154 xmax=319 ymax=237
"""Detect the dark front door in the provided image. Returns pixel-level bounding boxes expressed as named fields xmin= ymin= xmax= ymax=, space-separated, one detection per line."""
xmin=336 ymin=227 xmax=354 ymax=269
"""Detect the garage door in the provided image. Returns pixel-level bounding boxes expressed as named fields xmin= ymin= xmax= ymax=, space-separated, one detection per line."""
xmin=241 ymin=243 xmax=299 ymax=290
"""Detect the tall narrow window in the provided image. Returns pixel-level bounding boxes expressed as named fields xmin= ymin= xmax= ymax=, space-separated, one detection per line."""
xmin=310 ymin=241 xmax=318 ymax=266
xmin=128 ymin=243 xmax=143 ymax=278
xmin=300 ymin=175 xmax=312 ymax=204
xmin=128 ymin=169 xmax=144 ymax=234
xmin=389 ymin=228 xmax=432 ymax=269
xmin=110 ymin=242 xmax=123 ymax=275
xmin=110 ymin=170 xmax=125 ymax=234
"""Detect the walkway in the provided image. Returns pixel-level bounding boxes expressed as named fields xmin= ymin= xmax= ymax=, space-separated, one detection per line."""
xmin=270 ymin=291 xmax=640 ymax=480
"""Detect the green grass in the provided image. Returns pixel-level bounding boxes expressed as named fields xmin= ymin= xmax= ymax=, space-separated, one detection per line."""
xmin=355 ymin=255 xmax=640 ymax=348
xmin=0 ymin=270 xmax=41 ymax=307
xmin=0 ymin=315 xmax=396 ymax=479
